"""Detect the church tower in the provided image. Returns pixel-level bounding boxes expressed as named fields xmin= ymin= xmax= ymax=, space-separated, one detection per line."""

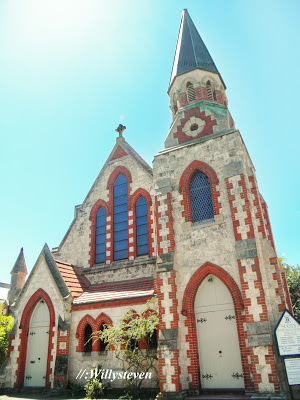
xmin=154 ymin=9 xmax=291 ymax=398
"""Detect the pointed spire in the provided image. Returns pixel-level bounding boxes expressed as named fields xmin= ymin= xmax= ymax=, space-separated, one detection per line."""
xmin=11 ymin=248 xmax=27 ymax=274
xmin=169 ymin=9 xmax=225 ymax=91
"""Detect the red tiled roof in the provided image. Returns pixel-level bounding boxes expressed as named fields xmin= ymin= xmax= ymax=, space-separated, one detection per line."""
xmin=55 ymin=260 xmax=90 ymax=299
xmin=73 ymin=277 xmax=154 ymax=305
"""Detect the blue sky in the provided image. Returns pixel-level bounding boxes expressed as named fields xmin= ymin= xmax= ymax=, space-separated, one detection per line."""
xmin=0 ymin=0 xmax=299 ymax=284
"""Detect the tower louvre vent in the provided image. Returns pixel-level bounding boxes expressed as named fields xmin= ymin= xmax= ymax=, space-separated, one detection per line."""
xmin=187 ymin=82 xmax=196 ymax=102
xmin=206 ymin=81 xmax=213 ymax=101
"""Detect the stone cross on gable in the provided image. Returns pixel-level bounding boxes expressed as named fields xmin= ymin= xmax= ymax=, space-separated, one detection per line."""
xmin=115 ymin=124 xmax=126 ymax=138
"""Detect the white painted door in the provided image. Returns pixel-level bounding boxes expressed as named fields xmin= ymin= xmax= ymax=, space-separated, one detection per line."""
xmin=195 ymin=275 xmax=244 ymax=389
xmin=24 ymin=300 xmax=50 ymax=387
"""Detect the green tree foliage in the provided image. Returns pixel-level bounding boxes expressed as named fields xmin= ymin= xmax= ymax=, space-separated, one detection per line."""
xmin=0 ymin=303 xmax=14 ymax=366
xmin=282 ymin=262 xmax=300 ymax=320
xmin=95 ymin=300 xmax=159 ymax=393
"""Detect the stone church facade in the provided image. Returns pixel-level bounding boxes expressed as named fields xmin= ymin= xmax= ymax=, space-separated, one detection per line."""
xmin=1 ymin=10 xmax=292 ymax=399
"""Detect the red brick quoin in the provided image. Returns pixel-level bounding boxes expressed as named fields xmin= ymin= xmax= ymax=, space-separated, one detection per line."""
xmin=15 ymin=289 xmax=55 ymax=388
xmin=179 ymin=160 xmax=221 ymax=222
xmin=181 ymin=263 xmax=253 ymax=391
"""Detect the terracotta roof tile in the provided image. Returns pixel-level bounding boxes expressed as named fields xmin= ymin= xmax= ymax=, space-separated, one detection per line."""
xmin=73 ymin=277 xmax=154 ymax=305
xmin=55 ymin=260 xmax=90 ymax=299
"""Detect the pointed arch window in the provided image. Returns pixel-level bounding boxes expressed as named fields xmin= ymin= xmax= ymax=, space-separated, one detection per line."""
xmin=113 ymin=173 xmax=128 ymax=261
xmin=190 ymin=171 xmax=214 ymax=222
xmin=186 ymin=82 xmax=196 ymax=102
xmin=206 ymin=80 xmax=217 ymax=101
xmin=84 ymin=324 xmax=93 ymax=353
xmin=136 ymin=196 xmax=149 ymax=256
xmin=95 ymin=207 xmax=106 ymax=264
xmin=99 ymin=323 xmax=106 ymax=352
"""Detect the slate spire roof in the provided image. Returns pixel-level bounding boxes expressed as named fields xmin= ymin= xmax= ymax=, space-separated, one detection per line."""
xmin=169 ymin=9 xmax=225 ymax=91
xmin=11 ymin=248 xmax=27 ymax=274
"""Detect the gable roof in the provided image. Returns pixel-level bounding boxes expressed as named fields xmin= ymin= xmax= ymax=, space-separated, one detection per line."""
xmin=55 ymin=260 xmax=90 ymax=299
xmin=73 ymin=277 xmax=154 ymax=305
xmin=169 ymin=9 xmax=225 ymax=92
xmin=14 ymin=244 xmax=70 ymax=307
xmin=53 ymin=136 xmax=152 ymax=253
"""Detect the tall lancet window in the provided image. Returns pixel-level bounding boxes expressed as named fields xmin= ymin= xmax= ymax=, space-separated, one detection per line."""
xmin=95 ymin=207 xmax=106 ymax=264
xmin=84 ymin=324 xmax=93 ymax=352
xmin=186 ymin=82 xmax=196 ymax=102
xmin=136 ymin=196 xmax=149 ymax=256
xmin=113 ymin=173 xmax=128 ymax=260
xmin=206 ymin=80 xmax=217 ymax=101
xmin=190 ymin=171 xmax=214 ymax=222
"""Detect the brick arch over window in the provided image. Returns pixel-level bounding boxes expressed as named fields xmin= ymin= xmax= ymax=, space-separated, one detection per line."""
xmin=128 ymin=188 xmax=154 ymax=258
xmin=181 ymin=262 xmax=252 ymax=391
xmin=76 ymin=314 xmax=98 ymax=352
xmin=15 ymin=289 xmax=55 ymax=388
xmin=179 ymin=160 xmax=221 ymax=222
xmin=107 ymin=166 xmax=132 ymax=190
xmin=89 ymin=199 xmax=111 ymax=267
xmin=95 ymin=313 xmax=113 ymax=351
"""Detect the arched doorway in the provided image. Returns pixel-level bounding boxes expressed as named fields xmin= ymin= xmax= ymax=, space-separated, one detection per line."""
xmin=195 ymin=274 xmax=244 ymax=389
xmin=24 ymin=299 xmax=50 ymax=387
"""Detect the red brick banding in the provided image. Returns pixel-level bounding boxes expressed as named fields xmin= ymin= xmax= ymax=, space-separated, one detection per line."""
xmin=16 ymin=289 xmax=55 ymax=388
xmin=72 ymin=296 xmax=153 ymax=312
xmin=179 ymin=160 xmax=221 ymax=222
xmin=181 ymin=262 xmax=251 ymax=391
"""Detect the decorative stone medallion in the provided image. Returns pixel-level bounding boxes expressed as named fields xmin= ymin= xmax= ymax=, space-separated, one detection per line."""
xmin=182 ymin=116 xmax=205 ymax=137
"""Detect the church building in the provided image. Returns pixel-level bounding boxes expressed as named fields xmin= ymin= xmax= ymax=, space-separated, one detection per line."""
xmin=1 ymin=9 xmax=292 ymax=399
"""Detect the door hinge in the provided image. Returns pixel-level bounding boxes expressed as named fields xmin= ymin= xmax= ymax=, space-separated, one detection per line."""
xmin=25 ymin=375 xmax=32 ymax=380
xmin=202 ymin=373 xmax=213 ymax=379
xmin=232 ymin=372 xmax=243 ymax=379
xmin=197 ymin=318 xmax=207 ymax=323
xmin=225 ymin=315 xmax=235 ymax=320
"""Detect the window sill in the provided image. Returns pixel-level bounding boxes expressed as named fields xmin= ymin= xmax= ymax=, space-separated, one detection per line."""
xmin=191 ymin=214 xmax=224 ymax=228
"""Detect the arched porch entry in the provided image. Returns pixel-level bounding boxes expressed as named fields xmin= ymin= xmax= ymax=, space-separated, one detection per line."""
xmin=182 ymin=262 xmax=249 ymax=391
xmin=15 ymin=289 xmax=55 ymax=388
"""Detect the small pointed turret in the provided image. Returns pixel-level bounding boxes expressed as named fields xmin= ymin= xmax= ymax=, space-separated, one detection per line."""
xmin=11 ymin=248 xmax=27 ymax=274
xmin=169 ymin=9 xmax=225 ymax=92
xmin=7 ymin=248 xmax=27 ymax=305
